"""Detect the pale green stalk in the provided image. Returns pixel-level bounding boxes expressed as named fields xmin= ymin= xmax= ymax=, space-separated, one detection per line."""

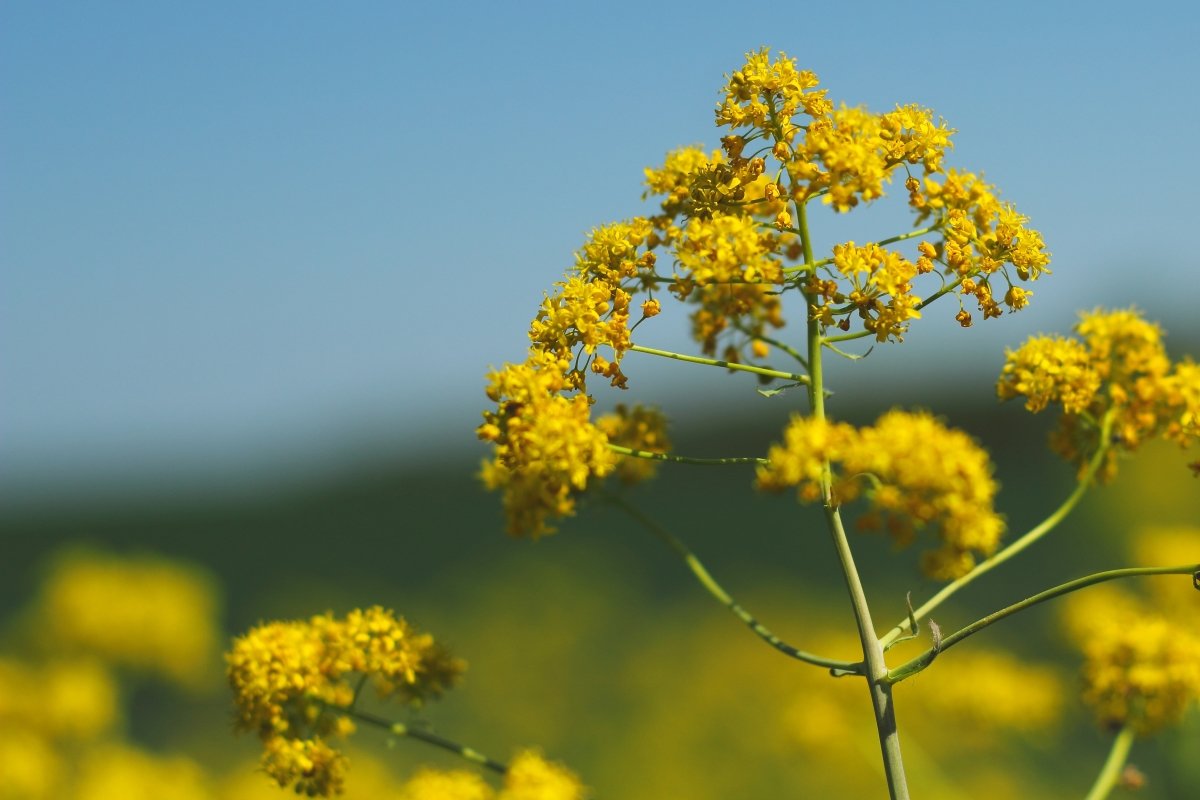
xmin=607 ymin=444 xmax=766 ymax=466
xmin=879 ymin=409 xmax=1116 ymax=649
xmin=886 ymin=564 xmax=1200 ymax=683
xmin=604 ymin=492 xmax=861 ymax=673
xmin=340 ymin=707 xmax=508 ymax=774
xmin=1083 ymin=727 xmax=1136 ymax=800
xmin=628 ymin=343 xmax=809 ymax=384
xmin=798 ymin=198 xmax=910 ymax=800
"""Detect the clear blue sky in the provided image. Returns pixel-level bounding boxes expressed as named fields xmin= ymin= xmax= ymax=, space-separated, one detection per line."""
xmin=3 ymin=1 xmax=1199 ymax=498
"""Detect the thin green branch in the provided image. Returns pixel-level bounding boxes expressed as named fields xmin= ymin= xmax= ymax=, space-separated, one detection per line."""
xmin=886 ymin=564 xmax=1200 ymax=684
xmin=604 ymin=492 xmax=861 ymax=673
xmin=1084 ymin=726 xmax=1137 ymax=800
xmin=343 ymin=707 xmax=508 ymax=774
xmin=628 ymin=343 xmax=810 ymax=384
xmin=879 ymin=409 xmax=1116 ymax=650
xmin=607 ymin=443 xmax=767 ymax=466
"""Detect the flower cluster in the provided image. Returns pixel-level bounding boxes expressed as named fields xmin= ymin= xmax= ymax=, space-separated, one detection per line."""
xmin=478 ymin=353 xmax=617 ymax=538
xmin=398 ymin=750 xmax=586 ymax=800
xmin=807 ymin=242 xmax=922 ymax=342
xmin=714 ymin=47 xmax=829 ymax=132
xmin=0 ymin=657 xmax=118 ymax=743
xmin=595 ymin=403 xmax=671 ymax=484
xmin=998 ymin=308 xmax=1200 ymax=479
xmin=671 ymin=212 xmax=786 ymax=359
xmin=33 ymin=549 xmax=220 ymax=688
xmin=227 ymin=607 xmax=463 ymax=796
xmin=1070 ymin=601 xmax=1200 ymax=736
xmin=527 ymin=218 xmax=657 ymax=391
xmin=638 ymin=48 xmax=1049 ymax=353
xmin=757 ymin=410 xmax=1004 ymax=579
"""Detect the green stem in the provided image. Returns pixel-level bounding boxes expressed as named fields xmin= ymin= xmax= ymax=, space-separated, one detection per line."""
xmin=605 ymin=492 xmax=861 ymax=673
xmin=628 ymin=343 xmax=809 ymax=384
xmin=886 ymin=564 xmax=1199 ymax=683
xmin=607 ymin=444 xmax=767 ymax=466
xmin=879 ymin=409 xmax=1116 ymax=650
xmin=344 ymin=708 xmax=508 ymax=774
xmin=798 ymin=198 xmax=910 ymax=800
xmin=1083 ymin=726 xmax=1136 ymax=800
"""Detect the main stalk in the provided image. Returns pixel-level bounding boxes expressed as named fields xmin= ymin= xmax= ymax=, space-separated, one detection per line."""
xmin=798 ymin=200 xmax=910 ymax=799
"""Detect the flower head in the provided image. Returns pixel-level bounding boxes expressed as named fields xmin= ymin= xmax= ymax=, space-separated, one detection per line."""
xmin=758 ymin=410 xmax=1003 ymax=579
xmin=999 ymin=308 xmax=1198 ymax=479
xmin=227 ymin=608 xmax=462 ymax=796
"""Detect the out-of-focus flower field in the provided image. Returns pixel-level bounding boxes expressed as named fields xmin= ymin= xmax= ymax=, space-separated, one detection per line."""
xmin=1 ymin=416 xmax=1198 ymax=799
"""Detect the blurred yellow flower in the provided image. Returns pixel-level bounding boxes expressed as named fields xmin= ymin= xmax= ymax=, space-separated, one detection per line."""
xmin=34 ymin=550 xmax=220 ymax=688
xmin=73 ymin=743 xmax=211 ymax=800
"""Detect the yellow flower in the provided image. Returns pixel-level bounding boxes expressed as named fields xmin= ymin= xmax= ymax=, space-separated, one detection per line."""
xmin=595 ymin=404 xmax=670 ymax=484
xmin=260 ymin=737 xmax=347 ymax=798
xmin=479 ymin=355 xmax=616 ymax=538
xmin=900 ymin=649 xmax=1063 ymax=736
xmin=829 ymin=242 xmax=922 ymax=342
xmin=715 ymin=48 xmax=827 ymax=131
xmin=0 ymin=728 xmax=62 ymax=800
xmin=997 ymin=336 xmax=1100 ymax=414
xmin=34 ymin=550 xmax=220 ymax=688
xmin=499 ymin=749 xmax=587 ymax=800
xmin=399 ymin=768 xmax=494 ymax=800
xmin=1000 ymin=309 xmax=1198 ymax=479
xmin=73 ymin=743 xmax=211 ymax=800
xmin=1081 ymin=614 xmax=1200 ymax=735
xmin=227 ymin=608 xmax=461 ymax=797
xmin=670 ymin=212 xmax=785 ymax=359
xmin=758 ymin=410 xmax=1003 ymax=579
xmin=0 ymin=657 xmax=119 ymax=743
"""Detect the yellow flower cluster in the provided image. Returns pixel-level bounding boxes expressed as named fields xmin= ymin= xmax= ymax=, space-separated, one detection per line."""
xmin=671 ymin=212 xmax=785 ymax=359
xmin=899 ymin=649 xmax=1063 ymax=736
xmin=478 ymin=353 xmax=616 ymax=537
xmin=714 ymin=47 xmax=829 ymax=132
xmin=0 ymin=657 xmax=119 ymax=742
xmin=526 ymin=219 xmax=654 ymax=391
xmin=998 ymin=308 xmax=1200 ymax=479
xmin=645 ymin=49 xmax=1048 ymax=346
xmin=595 ymin=403 xmax=670 ymax=484
xmin=398 ymin=750 xmax=585 ymax=800
xmin=643 ymin=145 xmax=725 ymax=216
xmin=810 ymin=242 xmax=922 ymax=342
xmin=72 ymin=743 xmax=212 ymax=800
xmin=790 ymin=105 xmax=953 ymax=213
xmin=226 ymin=607 xmax=462 ymax=796
xmin=33 ymin=550 xmax=220 ymax=688
xmin=757 ymin=410 xmax=1004 ymax=579
xmin=1071 ymin=602 xmax=1200 ymax=735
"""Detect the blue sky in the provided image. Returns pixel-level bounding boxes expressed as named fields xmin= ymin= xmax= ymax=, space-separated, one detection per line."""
xmin=3 ymin=1 xmax=1199 ymax=497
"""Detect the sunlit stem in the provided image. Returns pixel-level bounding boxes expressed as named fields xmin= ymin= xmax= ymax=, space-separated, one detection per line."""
xmin=628 ymin=343 xmax=809 ymax=384
xmin=342 ymin=707 xmax=508 ymax=774
xmin=607 ymin=444 xmax=767 ymax=466
xmin=1083 ymin=726 xmax=1136 ymax=800
xmin=604 ymin=492 xmax=862 ymax=673
xmin=886 ymin=564 xmax=1200 ymax=684
xmin=879 ymin=409 xmax=1116 ymax=649
xmin=798 ymin=197 xmax=910 ymax=800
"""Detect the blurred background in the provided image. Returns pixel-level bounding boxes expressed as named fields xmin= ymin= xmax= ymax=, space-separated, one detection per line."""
xmin=3 ymin=1 xmax=1199 ymax=797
